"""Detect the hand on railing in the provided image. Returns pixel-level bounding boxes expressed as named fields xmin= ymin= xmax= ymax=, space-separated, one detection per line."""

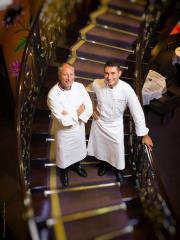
xmin=142 ymin=134 xmax=153 ymax=151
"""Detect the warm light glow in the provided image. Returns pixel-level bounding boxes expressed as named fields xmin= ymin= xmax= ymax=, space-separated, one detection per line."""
xmin=0 ymin=0 xmax=12 ymax=10
xmin=170 ymin=21 xmax=180 ymax=35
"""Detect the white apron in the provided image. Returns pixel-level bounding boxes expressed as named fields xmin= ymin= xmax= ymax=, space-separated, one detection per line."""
xmin=87 ymin=79 xmax=149 ymax=170
xmin=47 ymin=82 xmax=92 ymax=168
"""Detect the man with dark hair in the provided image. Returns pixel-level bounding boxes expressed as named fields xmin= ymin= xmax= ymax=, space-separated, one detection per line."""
xmin=47 ymin=63 xmax=93 ymax=187
xmin=87 ymin=61 xmax=153 ymax=182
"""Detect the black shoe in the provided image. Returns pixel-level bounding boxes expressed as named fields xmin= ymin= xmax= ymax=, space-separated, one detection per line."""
xmin=98 ymin=163 xmax=107 ymax=176
xmin=115 ymin=170 xmax=124 ymax=183
xmin=71 ymin=163 xmax=87 ymax=177
xmin=60 ymin=169 xmax=69 ymax=187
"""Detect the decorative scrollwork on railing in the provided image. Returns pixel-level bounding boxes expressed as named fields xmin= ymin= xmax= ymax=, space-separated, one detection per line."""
xmin=134 ymin=0 xmax=173 ymax=100
xmin=16 ymin=0 xmax=77 ymax=196
xmin=132 ymin=141 xmax=176 ymax=240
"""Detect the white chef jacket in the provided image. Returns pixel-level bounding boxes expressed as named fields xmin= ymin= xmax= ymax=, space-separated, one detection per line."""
xmin=87 ymin=79 xmax=149 ymax=170
xmin=47 ymin=82 xmax=93 ymax=168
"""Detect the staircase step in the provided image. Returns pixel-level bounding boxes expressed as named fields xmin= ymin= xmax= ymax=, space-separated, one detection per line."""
xmin=32 ymin=109 xmax=50 ymax=134
xmin=60 ymin=185 xmax=124 ymax=216
xmin=45 ymin=64 xmax=59 ymax=88
xmin=64 ymin=208 xmax=130 ymax=240
xmin=36 ymin=87 xmax=49 ymax=111
xmin=30 ymin=161 xmax=50 ymax=189
xmin=80 ymin=24 xmax=137 ymax=49
xmin=31 ymin=134 xmax=50 ymax=159
xmin=71 ymin=40 xmax=131 ymax=65
xmin=69 ymin=58 xmax=134 ymax=82
xmin=31 ymin=191 xmax=51 ymax=222
xmin=108 ymin=0 xmax=146 ymax=17
xmin=45 ymin=61 xmax=134 ymax=89
xmin=55 ymin=46 xmax=70 ymax=63
xmin=91 ymin=9 xmax=141 ymax=34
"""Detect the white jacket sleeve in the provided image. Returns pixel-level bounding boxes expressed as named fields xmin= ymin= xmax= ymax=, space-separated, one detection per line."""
xmin=79 ymin=84 xmax=93 ymax=123
xmin=47 ymin=91 xmax=78 ymax=127
xmin=126 ymin=86 xmax=149 ymax=136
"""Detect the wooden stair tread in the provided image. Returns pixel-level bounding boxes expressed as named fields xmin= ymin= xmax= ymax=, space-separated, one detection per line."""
xmin=60 ymin=185 xmax=123 ymax=215
xmin=45 ymin=61 xmax=134 ymax=88
xmin=32 ymin=110 xmax=50 ymax=134
xmin=64 ymin=209 xmax=129 ymax=240
xmin=71 ymin=59 xmax=133 ymax=81
xmin=108 ymin=0 xmax=146 ymax=16
xmin=95 ymin=12 xmax=141 ymax=33
xmin=30 ymin=134 xmax=50 ymax=159
xmin=72 ymin=41 xmax=131 ymax=64
xmin=81 ymin=25 xmax=137 ymax=49
xmin=36 ymin=87 xmax=49 ymax=111
xmin=31 ymin=191 xmax=51 ymax=221
xmin=30 ymin=162 xmax=49 ymax=188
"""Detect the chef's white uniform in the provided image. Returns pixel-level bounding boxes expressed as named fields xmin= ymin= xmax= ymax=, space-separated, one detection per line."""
xmin=47 ymin=82 xmax=92 ymax=168
xmin=87 ymin=79 xmax=148 ymax=170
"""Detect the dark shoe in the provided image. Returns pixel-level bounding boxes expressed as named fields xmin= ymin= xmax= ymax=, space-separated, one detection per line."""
xmin=98 ymin=163 xmax=107 ymax=176
xmin=115 ymin=170 xmax=124 ymax=183
xmin=71 ymin=163 xmax=87 ymax=177
xmin=60 ymin=169 xmax=69 ymax=187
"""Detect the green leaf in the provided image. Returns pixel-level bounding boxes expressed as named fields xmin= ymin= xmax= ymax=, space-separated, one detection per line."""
xmin=15 ymin=36 xmax=28 ymax=52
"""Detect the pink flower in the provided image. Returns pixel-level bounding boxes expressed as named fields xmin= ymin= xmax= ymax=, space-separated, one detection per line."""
xmin=8 ymin=60 xmax=21 ymax=77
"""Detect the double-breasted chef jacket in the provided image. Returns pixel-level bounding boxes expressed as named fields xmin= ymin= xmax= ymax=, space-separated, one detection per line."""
xmin=87 ymin=79 xmax=149 ymax=170
xmin=47 ymin=82 xmax=93 ymax=169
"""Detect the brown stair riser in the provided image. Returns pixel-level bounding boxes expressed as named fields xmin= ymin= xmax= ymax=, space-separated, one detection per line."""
xmin=31 ymin=134 xmax=50 ymax=159
xmin=32 ymin=103 xmax=131 ymax=134
xmin=85 ymin=32 xmax=136 ymax=50
xmin=32 ymin=110 xmax=50 ymax=134
xmin=31 ymin=191 xmax=52 ymax=222
xmin=46 ymin=63 xmax=135 ymax=88
xmin=31 ymin=132 xmax=131 ymax=152
xmin=96 ymin=15 xmax=141 ymax=34
xmin=75 ymin=50 xmax=129 ymax=66
xmin=31 ymin=180 xmax=141 ymax=220
xmin=64 ymin=209 xmax=129 ymax=240
xmin=55 ymin=46 xmax=70 ymax=63
xmin=30 ymin=163 xmax=50 ymax=188
xmin=108 ymin=0 xmax=145 ymax=17
xmin=73 ymin=60 xmax=133 ymax=80
xmin=30 ymin=161 xmax=136 ymax=190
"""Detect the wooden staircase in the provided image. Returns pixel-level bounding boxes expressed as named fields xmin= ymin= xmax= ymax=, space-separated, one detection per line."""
xmin=30 ymin=0 xmax=158 ymax=239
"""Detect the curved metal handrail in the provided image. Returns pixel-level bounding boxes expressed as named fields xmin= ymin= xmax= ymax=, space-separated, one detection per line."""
xmin=16 ymin=0 xmax=77 ymax=237
xmin=132 ymin=137 xmax=176 ymax=239
xmin=132 ymin=1 xmax=177 ymax=238
xmin=134 ymin=0 xmax=173 ymax=101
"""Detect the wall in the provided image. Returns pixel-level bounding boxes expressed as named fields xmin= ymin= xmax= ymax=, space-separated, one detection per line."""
xmin=0 ymin=0 xmax=43 ymax=99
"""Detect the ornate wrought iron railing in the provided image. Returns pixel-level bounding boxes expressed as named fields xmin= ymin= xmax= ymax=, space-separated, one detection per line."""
xmin=134 ymin=0 xmax=173 ymax=100
xmin=132 ymin=141 xmax=176 ymax=239
xmin=132 ymin=1 xmax=177 ymax=238
xmin=16 ymin=0 xmax=77 ymax=237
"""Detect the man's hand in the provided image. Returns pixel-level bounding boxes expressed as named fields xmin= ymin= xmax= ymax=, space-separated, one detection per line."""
xmin=77 ymin=104 xmax=85 ymax=117
xmin=92 ymin=108 xmax=100 ymax=120
xmin=142 ymin=134 xmax=153 ymax=151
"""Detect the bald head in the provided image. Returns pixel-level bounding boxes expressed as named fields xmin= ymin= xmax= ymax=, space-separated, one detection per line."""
xmin=58 ymin=63 xmax=75 ymax=90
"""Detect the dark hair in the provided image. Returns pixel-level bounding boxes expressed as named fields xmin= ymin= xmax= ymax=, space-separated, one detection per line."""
xmin=104 ymin=61 xmax=122 ymax=71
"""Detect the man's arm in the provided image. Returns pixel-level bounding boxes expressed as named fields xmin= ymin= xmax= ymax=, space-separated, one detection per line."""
xmin=78 ymin=84 xmax=93 ymax=123
xmin=47 ymin=91 xmax=78 ymax=126
xmin=126 ymin=85 xmax=153 ymax=150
